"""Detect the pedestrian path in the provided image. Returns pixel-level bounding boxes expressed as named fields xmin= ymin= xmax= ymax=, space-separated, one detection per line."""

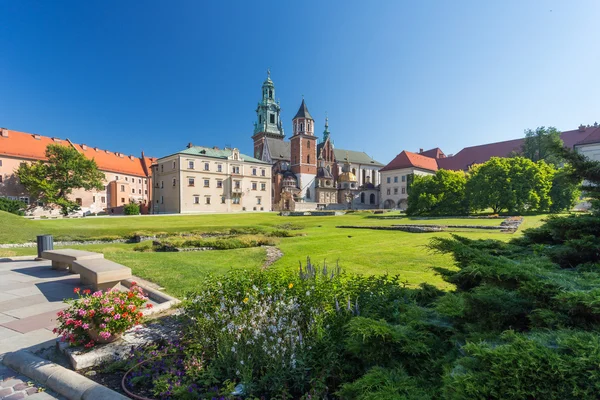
xmin=0 ymin=364 xmax=61 ymax=399
xmin=0 ymin=259 xmax=78 ymax=357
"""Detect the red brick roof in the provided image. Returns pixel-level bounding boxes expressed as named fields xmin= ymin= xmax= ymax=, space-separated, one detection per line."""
xmin=380 ymin=150 xmax=438 ymax=172
xmin=0 ymin=128 xmax=151 ymax=177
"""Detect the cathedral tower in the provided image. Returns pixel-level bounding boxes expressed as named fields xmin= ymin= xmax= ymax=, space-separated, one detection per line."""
xmin=251 ymin=70 xmax=284 ymax=160
xmin=290 ymin=98 xmax=317 ymax=201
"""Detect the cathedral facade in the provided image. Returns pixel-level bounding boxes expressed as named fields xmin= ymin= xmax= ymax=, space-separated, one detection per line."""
xmin=251 ymin=72 xmax=383 ymax=211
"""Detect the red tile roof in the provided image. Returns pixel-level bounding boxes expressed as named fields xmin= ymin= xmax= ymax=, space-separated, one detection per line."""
xmin=419 ymin=147 xmax=446 ymax=159
xmin=0 ymin=128 xmax=151 ymax=177
xmin=574 ymin=126 xmax=600 ymax=146
xmin=380 ymin=150 xmax=438 ymax=172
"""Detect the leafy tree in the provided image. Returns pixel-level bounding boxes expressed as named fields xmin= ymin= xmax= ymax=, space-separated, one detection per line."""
xmin=549 ymin=165 xmax=581 ymax=212
xmin=466 ymin=157 xmax=554 ymax=214
xmin=521 ymin=126 xmax=564 ymax=166
xmin=406 ymin=170 xmax=468 ymax=216
xmin=16 ymin=144 xmax=105 ymax=215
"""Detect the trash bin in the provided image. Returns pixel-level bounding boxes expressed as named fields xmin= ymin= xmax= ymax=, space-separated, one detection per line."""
xmin=36 ymin=235 xmax=54 ymax=259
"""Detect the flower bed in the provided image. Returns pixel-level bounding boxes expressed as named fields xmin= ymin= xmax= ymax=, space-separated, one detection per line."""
xmin=55 ymin=283 xmax=151 ymax=348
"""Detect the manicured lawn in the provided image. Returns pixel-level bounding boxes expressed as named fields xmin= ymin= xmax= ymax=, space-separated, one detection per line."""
xmin=0 ymin=211 xmax=551 ymax=296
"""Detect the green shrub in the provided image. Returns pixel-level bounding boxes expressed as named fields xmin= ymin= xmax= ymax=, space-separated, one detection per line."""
xmin=0 ymin=198 xmax=26 ymax=215
xmin=123 ymin=202 xmax=140 ymax=215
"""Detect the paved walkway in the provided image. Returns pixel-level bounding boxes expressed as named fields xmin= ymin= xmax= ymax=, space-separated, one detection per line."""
xmin=0 ymin=259 xmax=78 ymax=358
xmin=0 ymin=364 xmax=61 ymax=399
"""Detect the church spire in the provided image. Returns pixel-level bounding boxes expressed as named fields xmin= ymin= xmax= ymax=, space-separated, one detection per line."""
xmin=323 ymin=116 xmax=330 ymax=142
xmin=253 ymin=70 xmax=284 ymax=138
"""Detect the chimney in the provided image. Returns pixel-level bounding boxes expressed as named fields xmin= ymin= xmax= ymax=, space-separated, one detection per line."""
xmin=0 ymin=128 xmax=8 ymax=137
xmin=579 ymin=124 xmax=586 ymax=132
xmin=129 ymin=155 xmax=135 ymax=160
xmin=187 ymin=142 xmax=193 ymax=149
xmin=81 ymin=144 xmax=87 ymax=150
xmin=419 ymin=148 xmax=424 ymax=153
xmin=213 ymin=146 xmax=219 ymax=150
xmin=33 ymin=134 xmax=41 ymax=140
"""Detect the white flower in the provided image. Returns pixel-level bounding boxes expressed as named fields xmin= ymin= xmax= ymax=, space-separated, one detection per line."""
xmin=306 ymin=291 xmax=310 ymax=296
xmin=231 ymin=346 xmax=236 ymax=353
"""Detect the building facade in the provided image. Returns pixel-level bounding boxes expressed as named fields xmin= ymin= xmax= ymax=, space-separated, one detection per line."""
xmin=251 ymin=73 xmax=384 ymax=211
xmin=0 ymin=128 xmax=154 ymax=215
xmin=151 ymin=145 xmax=272 ymax=213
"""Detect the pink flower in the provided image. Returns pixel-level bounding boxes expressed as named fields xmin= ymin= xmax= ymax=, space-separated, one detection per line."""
xmin=99 ymin=331 xmax=111 ymax=340
xmin=78 ymin=309 xmax=86 ymax=317
xmin=99 ymin=323 xmax=106 ymax=329
xmin=82 ymin=323 xmax=90 ymax=330
xmin=92 ymin=291 xmax=103 ymax=298
xmin=113 ymin=314 xmax=121 ymax=320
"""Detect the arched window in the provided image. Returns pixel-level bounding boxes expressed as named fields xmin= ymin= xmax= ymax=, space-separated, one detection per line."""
xmin=360 ymin=193 xmax=365 ymax=203
xmin=259 ymin=115 xmax=262 ymax=124
xmin=306 ymin=188 xmax=311 ymax=199
xmin=307 ymin=155 xmax=310 ymax=163
xmin=352 ymin=168 xmax=356 ymax=175
xmin=307 ymin=141 xmax=310 ymax=148
xmin=370 ymin=193 xmax=375 ymax=204
xmin=300 ymin=123 xmax=303 ymax=131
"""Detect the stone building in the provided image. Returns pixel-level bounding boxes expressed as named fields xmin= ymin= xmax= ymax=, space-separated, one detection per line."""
xmin=150 ymin=145 xmax=271 ymax=213
xmin=251 ymin=72 xmax=383 ymax=211
xmin=0 ymin=128 xmax=154 ymax=215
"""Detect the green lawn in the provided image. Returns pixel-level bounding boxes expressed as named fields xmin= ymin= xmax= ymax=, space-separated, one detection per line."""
xmin=0 ymin=211 xmax=550 ymax=297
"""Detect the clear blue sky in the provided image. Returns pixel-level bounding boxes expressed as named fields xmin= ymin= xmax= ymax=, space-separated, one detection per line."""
xmin=1 ymin=1 xmax=599 ymax=164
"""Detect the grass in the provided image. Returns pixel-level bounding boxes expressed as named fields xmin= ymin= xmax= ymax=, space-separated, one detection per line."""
xmin=0 ymin=211 xmax=551 ymax=296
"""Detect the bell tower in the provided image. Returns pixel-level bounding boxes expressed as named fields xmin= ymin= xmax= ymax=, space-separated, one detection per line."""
xmin=251 ymin=70 xmax=284 ymax=160
xmin=290 ymin=98 xmax=317 ymax=201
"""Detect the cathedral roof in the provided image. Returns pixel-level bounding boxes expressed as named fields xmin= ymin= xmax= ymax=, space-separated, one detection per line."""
xmin=265 ymin=138 xmax=291 ymax=161
xmin=333 ymin=148 xmax=384 ymax=167
xmin=317 ymin=166 xmax=333 ymax=179
xmin=175 ymin=146 xmax=269 ymax=164
xmin=293 ymin=99 xmax=313 ymax=120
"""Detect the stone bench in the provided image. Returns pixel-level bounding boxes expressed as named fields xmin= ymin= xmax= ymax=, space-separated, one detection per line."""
xmin=71 ymin=259 xmax=132 ymax=291
xmin=41 ymin=249 xmax=104 ymax=271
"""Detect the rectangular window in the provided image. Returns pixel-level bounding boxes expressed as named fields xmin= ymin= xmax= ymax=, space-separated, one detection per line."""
xmin=160 ymin=196 xmax=164 ymax=204
xmin=101 ymin=196 xmax=106 ymax=203
xmin=172 ymin=178 xmax=177 ymax=186
xmin=252 ymin=168 xmax=257 ymax=176
xmin=139 ymin=189 xmax=142 ymax=194
xmin=125 ymin=177 xmax=128 ymax=182
xmin=217 ymin=164 xmax=222 ymax=172
xmin=252 ymin=182 xmax=257 ymax=190
xmin=261 ymin=169 xmax=266 ymax=176
xmin=205 ymin=196 xmax=211 ymax=205
xmin=131 ymin=188 xmax=135 ymax=194
xmin=387 ymin=188 xmax=391 ymax=195
xmin=194 ymin=195 xmax=200 ymax=204
xmin=139 ymin=178 xmax=142 ymax=184
xmin=386 ymin=177 xmax=391 ymax=184
xmin=188 ymin=177 xmax=195 ymax=187
xmin=93 ymin=196 xmax=96 ymax=203
xmin=269 ymin=114 xmax=275 ymax=124
xmin=217 ymin=180 xmax=223 ymax=188
xmin=204 ymin=163 xmax=209 ymax=171
xmin=173 ymin=161 xmax=176 ymax=169
xmin=0 ymin=160 xmax=2 ymax=166
xmin=401 ymin=175 xmax=406 ymax=182
xmin=233 ymin=194 xmax=241 ymax=204
xmin=0 ymin=175 xmax=3 ymax=183
xmin=204 ymin=179 xmax=210 ymax=187
xmin=257 ymin=197 xmax=262 ymax=205
xmin=120 ymin=185 xmax=125 ymax=192
xmin=161 ymin=181 xmax=164 ymax=189
xmin=116 ymin=175 xmax=119 ymax=180
xmin=19 ymin=197 xmax=29 ymax=205
xmin=394 ymin=188 xmax=398 ymax=195
xmin=234 ymin=181 xmax=241 ymax=189
xmin=221 ymin=196 xmax=226 ymax=204
xmin=160 ymin=165 xmax=164 ymax=172
xmin=261 ymin=183 xmax=266 ymax=191
xmin=232 ymin=166 xmax=240 ymax=174
xmin=394 ymin=176 xmax=398 ymax=183
xmin=121 ymin=198 xmax=125 ymax=203
xmin=144 ymin=190 xmax=147 ymax=195
xmin=401 ymin=187 xmax=406 ymax=194
xmin=188 ymin=161 xmax=194 ymax=169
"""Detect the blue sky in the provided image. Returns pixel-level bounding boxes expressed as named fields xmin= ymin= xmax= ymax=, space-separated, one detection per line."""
xmin=1 ymin=1 xmax=599 ymax=164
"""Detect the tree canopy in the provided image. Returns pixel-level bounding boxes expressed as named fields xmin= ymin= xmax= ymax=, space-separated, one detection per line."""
xmin=16 ymin=144 xmax=105 ymax=215
xmin=406 ymin=170 xmax=468 ymax=216
xmin=466 ymin=157 xmax=554 ymax=214
xmin=521 ymin=126 xmax=564 ymax=166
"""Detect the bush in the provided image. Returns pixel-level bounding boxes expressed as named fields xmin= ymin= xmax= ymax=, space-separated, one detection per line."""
xmin=123 ymin=202 xmax=140 ymax=215
xmin=0 ymin=198 xmax=26 ymax=215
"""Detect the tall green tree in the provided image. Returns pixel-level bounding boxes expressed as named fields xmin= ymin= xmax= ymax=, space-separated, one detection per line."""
xmin=16 ymin=144 xmax=105 ymax=215
xmin=466 ymin=157 xmax=555 ymax=214
xmin=521 ymin=126 xmax=564 ymax=166
xmin=548 ymin=165 xmax=581 ymax=213
xmin=407 ymin=170 xmax=469 ymax=216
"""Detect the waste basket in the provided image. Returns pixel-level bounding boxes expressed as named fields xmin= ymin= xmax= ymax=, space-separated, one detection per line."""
xmin=36 ymin=235 xmax=54 ymax=259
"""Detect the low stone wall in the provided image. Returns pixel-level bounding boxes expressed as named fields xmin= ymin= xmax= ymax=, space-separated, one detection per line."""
xmin=337 ymin=225 xmax=445 ymax=233
xmin=280 ymin=211 xmax=342 ymax=217
xmin=0 ymin=235 xmax=157 ymax=249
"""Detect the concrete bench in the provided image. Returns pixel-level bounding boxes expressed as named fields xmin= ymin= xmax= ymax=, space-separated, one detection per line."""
xmin=41 ymin=249 xmax=104 ymax=271
xmin=71 ymin=259 xmax=132 ymax=291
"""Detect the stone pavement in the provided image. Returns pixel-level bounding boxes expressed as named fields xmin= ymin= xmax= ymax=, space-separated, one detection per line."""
xmin=0 ymin=364 xmax=61 ymax=399
xmin=0 ymin=259 xmax=79 ymax=357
